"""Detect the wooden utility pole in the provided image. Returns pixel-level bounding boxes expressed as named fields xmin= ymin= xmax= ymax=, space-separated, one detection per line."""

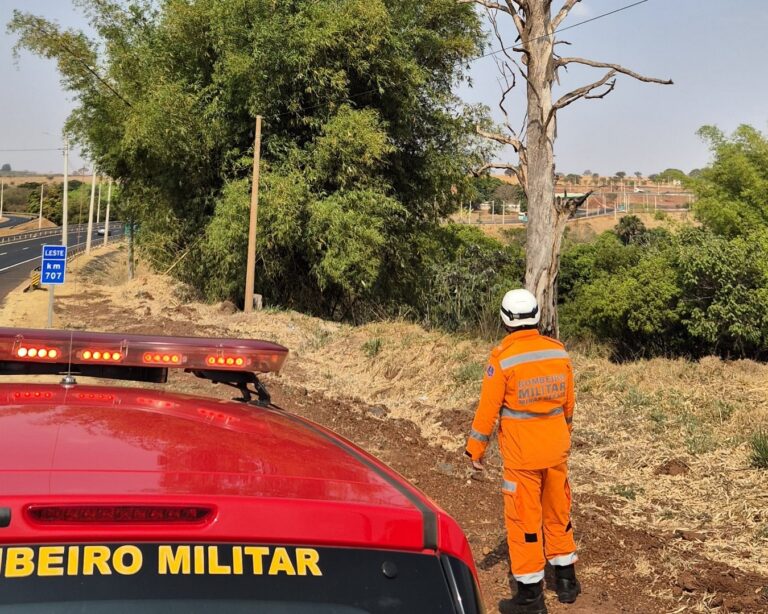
xmin=244 ymin=115 xmax=262 ymax=313
xmin=86 ymin=169 xmax=96 ymax=253
xmin=0 ymin=179 xmax=4 ymax=220
xmin=62 ymin=138 xmax=69 ymax=247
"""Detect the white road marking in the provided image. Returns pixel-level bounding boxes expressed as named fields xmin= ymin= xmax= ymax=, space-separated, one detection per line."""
xmin=0 ymin=256 xmax=40 ymax=272
xmin=22 ymin=247 xmax=29 ymax=250
xmin=0 ymin=252 xmax=6 ymax=256
xmin=0 ymin=234 xmax=116 ymax=274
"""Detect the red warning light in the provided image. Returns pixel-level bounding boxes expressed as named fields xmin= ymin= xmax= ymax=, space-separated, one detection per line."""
xmin=0 ymin=327 xmax=287 ymax=374
xmin=143 ymin=352 xmax=182 ymax=365
xmin=79 ymin=349 xmax=124 ymax=363
xmin=205 ymin=355 xmax=246 ymax=368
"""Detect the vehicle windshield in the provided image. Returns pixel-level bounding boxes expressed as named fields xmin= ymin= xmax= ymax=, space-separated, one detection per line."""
xmin=0 ymin=602 xmax=363 ymax=613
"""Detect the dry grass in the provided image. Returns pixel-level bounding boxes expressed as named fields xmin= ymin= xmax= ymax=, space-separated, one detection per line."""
xmin=0 ymin=217 xmax=57 ymax=237
xmin=2 ymin=247 xmax=768 ymax=579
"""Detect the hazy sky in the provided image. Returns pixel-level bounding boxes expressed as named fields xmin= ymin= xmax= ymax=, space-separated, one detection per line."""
xmin=1 ymin=0 xmax=767 ymax=175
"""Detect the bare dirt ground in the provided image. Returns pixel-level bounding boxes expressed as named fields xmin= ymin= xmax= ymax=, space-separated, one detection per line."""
xmin=3 ymin=246 xmax=768 ymax=613
xmin=0 ymin=217 xmax=57 ymax=237
xmin=457 ymin=210 xmax=693 ymax=241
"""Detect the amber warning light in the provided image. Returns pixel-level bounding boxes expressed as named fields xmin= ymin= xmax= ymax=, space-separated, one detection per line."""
xmin=0 ymin=328 xmax=288 ymax=374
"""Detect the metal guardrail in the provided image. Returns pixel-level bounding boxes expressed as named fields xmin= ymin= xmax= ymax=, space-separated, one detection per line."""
xmin=0 ymin=222 xmax=123 ymax=246
xmin=19 ymin=231 xmax=124 ymax=293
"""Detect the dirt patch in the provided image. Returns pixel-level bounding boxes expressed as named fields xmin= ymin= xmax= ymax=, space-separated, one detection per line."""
xmin=0 ymin=217 xmax=57 ymax=237
xmin=655 ymin=458 xmax=691 ymax=476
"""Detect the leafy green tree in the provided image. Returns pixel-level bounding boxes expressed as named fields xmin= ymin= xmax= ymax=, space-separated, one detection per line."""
xmin=560 ymin=226 xmax=768 ymax=359
xmin=491 ymin=183 xmax=525 ymax=206
xmin=418 ymin=224 xmax=524 ymax=335
xmin=614 ymin=215 xmax=648 ymax=245
xmin=469 ymin=175 xmax=504 ymax=204
xmin=692 ymin=125 xmax=768 ymax=238
xmin=674 ymin=228 xmax=768 ymax=357
xmin=564 ymin=173 xmax=582 ymax=185
xmin=1 ymin=164 xmax=10 ymax=172
xmin=10 ymin=0 xmax=486 ymax=318
xmin=615 ymin=171 xmax=627 ymax=180
xmin=657 ymin=168 xmax=687 ymax=183
xmin=559 ymin=231 xmax=644 ymax=300
xmin=25 ymin=182 xmax=93 ymax=224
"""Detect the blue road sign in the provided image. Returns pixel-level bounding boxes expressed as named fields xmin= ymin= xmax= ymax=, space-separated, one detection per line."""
xmin=41 ymin=244 xmax=67 ymax=285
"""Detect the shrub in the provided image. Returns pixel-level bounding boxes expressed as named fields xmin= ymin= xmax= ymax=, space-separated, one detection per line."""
xmin=610 ymin=484 xmax=641 ymax=500
xmin=749 ymin=431 xmax=768 ymax=469
xmin=560 ymin=227 xmax=768 ymax=360
xmin=362 ymin=337 xmax=382 ymax=358
xmin=453 ymin=361 xmax=485 ymax=386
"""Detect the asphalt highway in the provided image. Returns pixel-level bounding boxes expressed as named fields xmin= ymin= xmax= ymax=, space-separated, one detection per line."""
xmin=0 ymin=224 xmax=124 ymax=300
xmin=0 ymin=214 xmax=35 ymax=229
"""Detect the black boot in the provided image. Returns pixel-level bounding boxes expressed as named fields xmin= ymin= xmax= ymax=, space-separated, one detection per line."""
xmin=501 ymin=580 xmax=547 ymax=614
xmin=554 ymin=564 xmax=581 ymax=604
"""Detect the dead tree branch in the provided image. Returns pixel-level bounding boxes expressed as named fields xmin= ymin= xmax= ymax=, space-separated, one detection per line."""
xmin=487 ymin=7 xmax=529 ymax=81
xmin=555 ymin=190 xmax=593 ymax=217
xmin=557 ymin=57 xmax=674 ymax=85
xmin=476 ymin=126 xmax=522 ymax=153
xmin=549 ymin=71 xmax=617 ymax=120
xmin=457 ymin=0 xmax=510 ymax=14
xmin=472 ymin=162 xmax=519 ymax=176
xmin=552 ymin=0 xmax=582 ymax=30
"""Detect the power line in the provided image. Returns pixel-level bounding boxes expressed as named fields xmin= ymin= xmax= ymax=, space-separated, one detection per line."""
xmin=475 ymin=0 xmax=651 ymax=61
xmin=267 ymin=0 xmax=652 ymax=120
xmin=0 ymin=147 xmax=64 ymax=152
xmin=557 ymin=0 xmax=650 ymax=35
xmin=9 ymin=0 xmax=651 ymax=137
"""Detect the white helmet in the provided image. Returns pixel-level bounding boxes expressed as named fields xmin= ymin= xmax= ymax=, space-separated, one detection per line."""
xmin=500 ymin=289 xmax=540 ymax=328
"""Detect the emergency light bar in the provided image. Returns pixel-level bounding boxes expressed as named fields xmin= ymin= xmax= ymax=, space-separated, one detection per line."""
xmin=0 ymin=328 xmax=288 ymax=376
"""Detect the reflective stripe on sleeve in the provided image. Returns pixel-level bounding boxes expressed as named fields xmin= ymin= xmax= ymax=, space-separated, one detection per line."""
xmin=501 ymin=406 xmax=564 ymax=420
xmin=469 ymin=429 xmax=490 ymax=443
xmin=548 ymin=553 xmax=578 ymax=567
xmin=502 ymin=479 xmax=517 ymax=493
xmin=500 ymin=349 xmax=569 ymax=370
xmin=514 ymin=570 xmax=545 ymax=584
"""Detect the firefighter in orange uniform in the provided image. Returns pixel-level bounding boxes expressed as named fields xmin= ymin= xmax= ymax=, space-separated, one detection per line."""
xmin=466 ymin=289 xmax=580 ymax=614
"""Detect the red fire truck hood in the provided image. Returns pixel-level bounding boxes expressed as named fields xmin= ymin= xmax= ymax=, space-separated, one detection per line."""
xmin=0 ymin=384 xmax=472 ymax=568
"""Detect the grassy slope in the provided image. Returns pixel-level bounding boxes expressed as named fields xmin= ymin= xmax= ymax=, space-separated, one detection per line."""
xmin=4 ymin=246 xmax=768 ymax=583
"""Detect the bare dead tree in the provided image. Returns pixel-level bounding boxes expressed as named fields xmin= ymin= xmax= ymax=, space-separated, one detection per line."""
xmin=459 ymin=0 xmax=672 ymax=336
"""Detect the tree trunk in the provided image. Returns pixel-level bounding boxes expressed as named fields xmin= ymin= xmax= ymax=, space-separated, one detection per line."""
xmin=522 ymin=5 xmax=564 ymax=338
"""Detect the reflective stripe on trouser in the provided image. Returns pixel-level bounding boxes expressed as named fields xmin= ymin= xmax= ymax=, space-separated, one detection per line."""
xmin=549 ymin=553 xmax=578 ymax=566
xmin=503 ymin=462 xmax=577 ymax=581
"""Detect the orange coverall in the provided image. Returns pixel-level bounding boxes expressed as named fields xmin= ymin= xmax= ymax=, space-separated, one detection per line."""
xmin=466 ymin=328 xmax=577 ymax=584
